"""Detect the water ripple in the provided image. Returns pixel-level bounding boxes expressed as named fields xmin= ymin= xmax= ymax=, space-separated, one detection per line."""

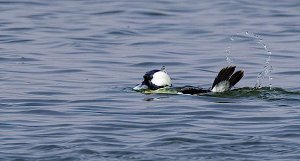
xmin=0 ymin=1 xmax=47 ymax=6
xmin=19 ymin=109 xmax=67 ymax=115
xmin=131 ymin=62 xmax=188 ymax=67
xmin=0 ymin=57 xmax=39 ymax=62
xmin=92 ymin=10 xmax=125 ymax=16
xmin=1 ymin=0 xmax=300 ymax=161
xmin=131 ymin=10 xmax=173 ymax=17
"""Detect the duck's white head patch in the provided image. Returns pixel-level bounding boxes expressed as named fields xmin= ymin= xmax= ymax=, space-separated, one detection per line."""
xmin=134 ymin=66 xmax=172 ymax=90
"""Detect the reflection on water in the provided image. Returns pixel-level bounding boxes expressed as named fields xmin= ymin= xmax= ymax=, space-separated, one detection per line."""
xmin=1 ymin=0 xmax=300 ymax=160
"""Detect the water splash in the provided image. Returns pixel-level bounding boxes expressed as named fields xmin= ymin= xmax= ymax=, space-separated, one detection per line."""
xmin=226 ymin=31 xmax=273 ymax=89
xmin=225 ymin=36 xmax=234 ymax=64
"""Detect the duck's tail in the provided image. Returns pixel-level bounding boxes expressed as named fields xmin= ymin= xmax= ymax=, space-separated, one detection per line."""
xmin=211 ymin=66 xmax=244 ymax=92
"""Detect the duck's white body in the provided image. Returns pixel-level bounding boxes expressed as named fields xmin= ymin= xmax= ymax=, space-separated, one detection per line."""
xmin=211 ymin=81 xmax=230 ymax=92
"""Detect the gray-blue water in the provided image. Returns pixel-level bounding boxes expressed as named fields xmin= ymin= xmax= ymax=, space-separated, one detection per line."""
xmin=1 ymin=0 xmax=300 ymax=160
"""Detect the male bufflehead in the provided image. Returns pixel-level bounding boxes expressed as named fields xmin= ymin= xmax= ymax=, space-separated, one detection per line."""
xmin=134 ymin=66 xmax=244 ymax=94
xmin=133 ymin=66 xmax=172 ymax=90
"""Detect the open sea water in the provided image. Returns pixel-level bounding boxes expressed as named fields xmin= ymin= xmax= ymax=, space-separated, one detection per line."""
xmin=1 ymin=0 xmax=300 ymax=160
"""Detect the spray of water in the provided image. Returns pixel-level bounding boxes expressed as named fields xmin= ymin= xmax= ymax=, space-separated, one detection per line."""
xmin=226 ymin=31 xmax=273 ymax=89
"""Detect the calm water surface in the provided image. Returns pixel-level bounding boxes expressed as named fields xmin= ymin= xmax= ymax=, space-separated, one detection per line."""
xmin=1 ymin=0 xmax=300 ymax=160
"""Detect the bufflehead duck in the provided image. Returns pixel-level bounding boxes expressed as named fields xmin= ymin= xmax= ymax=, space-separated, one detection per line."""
xmin=133 ymin=66 xmax=172 ymax=90
xmin=134 ymin=66 xmax=244 ymax=94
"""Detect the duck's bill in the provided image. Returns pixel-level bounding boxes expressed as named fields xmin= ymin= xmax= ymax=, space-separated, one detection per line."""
xmin=133 ymin=83 xmax=148 ymax=91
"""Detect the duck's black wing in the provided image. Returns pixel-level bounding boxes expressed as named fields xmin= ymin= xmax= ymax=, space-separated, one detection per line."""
xmin=211 ymin=66 xmax=244 ymax=92
xmin=177 ymin=66 xmax=244 ymax=95
xmin=178 ymin=86 xmax=210 ymax=95
xmin=229 ymin=70 xmax=244 ymax=88
xmin=211 ymin=66 xmax=236 ymax=90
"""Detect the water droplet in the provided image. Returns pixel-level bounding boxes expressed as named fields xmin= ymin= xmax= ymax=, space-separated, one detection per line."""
xmin=263 ymin=44 xmax=267 ymax=49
